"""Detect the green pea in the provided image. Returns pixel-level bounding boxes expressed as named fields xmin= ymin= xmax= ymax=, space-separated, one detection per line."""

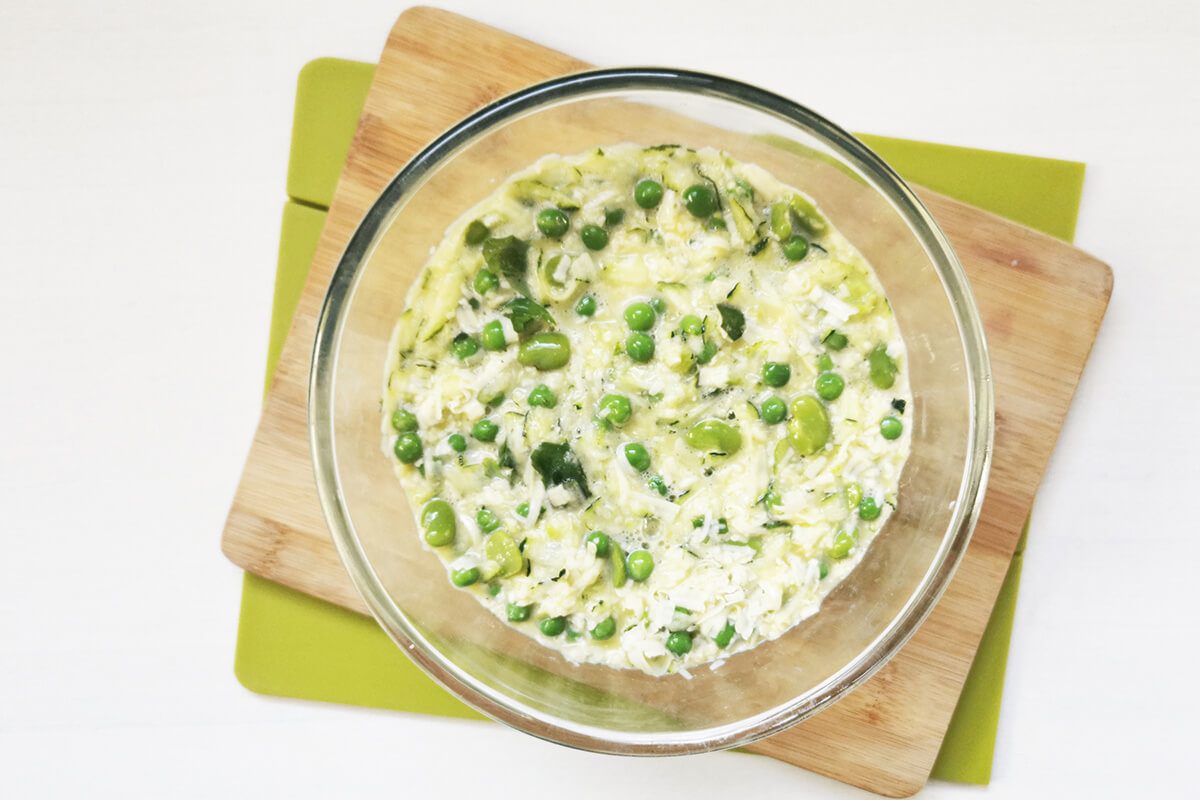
xmin=518 ymin=332 xmax=571 ymax=370
xmin=880 ymin=416 xmax=904 ymax=440
xmin=708 ymin=216 xmax=727 ymax=230
xmin=473 ymin=268 xmax=498 ymax=294
xmin=823 ymin=330 xmax=848 ymax=350
xmin=536 ymin=207 xmax=569 ymax=238
xmin=476 ymin=507 xmax=501 ymax=533
xmin=393 ymin=432 xmax=422 ymax=464
xmin=782 ymin=235 xmax=809 ymax=261
xmin=451 ymin=567 xmax=480 ymax=587
xmin=697 ymin=341 xmax=718 ymax=364
xmin=634 ymin=179 xmax=663 ymax=208
xmin=487 ymin=531 xmax=524 ymax=577
xmin=647 ymin=475 xmax=668 ymax=496
xmin=516 ymin=502 xmax=530 ymax=518
xmin=787 ymin=396 xmax=831 ymax=455
xmin=464 ymin=219 xmax=489 ymax=246
xmin=829 ymin=530 xmax=856 ymax=559
xmin=487 ymin=582 xmax=501 ymax=596
xmin=580 ymin=224 xmax=608 ymax=250
xmin=507 ymin=603 xmax=532 ymax=622
xmin=447 ymin=433 xmax=467 ymax=453
xmin=665 ymin=630 xmax=693 ymax=656
xmin=627 ymin=549 xmax=654 ymax=582
xmin=770 ymin=200 xmax=793 ymax=241
xmin=817 ymin=353 xmax=834 ymax=372
xmin=685 ymin=419 xmax=742 ymax=455
xmin=604 ymin=207 xmax=625 ymax=227
xmin=598 ymin=393 xmax=632 ymax=425
xmin=761 ymin=397 xmax=787 ymax=425
xmin=585 ymin=531 xmax=611 ymax=557
xmin=481 ymin=320 xmax=507 ymax=351
xmin=818 ymin=560 xmax=829 ymax=579
xmin=680 ymin=314 xmax=703 ymax=335
xmin=815 ymin=372 xmax=845 ymax=401
xmin=575 ymin=294 xmax=597 ymax=316
xmin=451 ymin=333 xmax=480 ymax=360
xmin=528 ymin=384 xmax=557 ymax=408
xmin=623 ymin=302 xmax=656 ymax=331
xmin=472 ymin=418 xmax=499 ymax=442
xmin=611 ymin=544 xmax=627 ymax=588
xmin=539 ymin=616 xmax=567 ymax=636
xmin=421 ymin=499 xmax=456 ymax=546
xmin=623 ymin=442 xmax=651 ymax=471
xmin=868 ymin=344 xmax=898 ymax=389
xmin=859 ymin=497 xmax=882 ymax=521
xmin=762 ymin=361 xmax=791 ymax=387
xmin=683 ymin=184 xmax=718 ymax=217
xmin=391 ymin=407 xmax=417 ymax=432
xmin=591 ymin=616 xmax=617 ymax=640
xmin=714 ymin=620 xmax=736 ymax=649
xmin=626 ymin=333 xmax=655 ymax=362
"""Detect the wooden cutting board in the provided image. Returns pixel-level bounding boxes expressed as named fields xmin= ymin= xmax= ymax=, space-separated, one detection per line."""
xmin=221 ymin=7 xmax=1112 ymax=796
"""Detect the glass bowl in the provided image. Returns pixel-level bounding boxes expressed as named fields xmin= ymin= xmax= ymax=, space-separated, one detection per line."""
xmin=309 ymin=68 xmax=993 ymax=754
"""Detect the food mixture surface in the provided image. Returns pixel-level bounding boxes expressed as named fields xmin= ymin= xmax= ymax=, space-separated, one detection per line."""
xmin=383 ymin=144 xmax=911 ymax=676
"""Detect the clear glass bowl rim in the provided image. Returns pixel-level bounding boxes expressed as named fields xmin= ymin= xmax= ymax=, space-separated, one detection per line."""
xmin=309 ymin=67 xmax=994 ymax=755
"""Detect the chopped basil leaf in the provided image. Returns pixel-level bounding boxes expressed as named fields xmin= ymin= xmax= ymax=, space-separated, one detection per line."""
xmin=502 ymin=296 xmax=555 ymax=337
xmin=530 ymin=442 xmax=591 ymax=498
xmin=717 ymin=303 xmax=745 ymax=341
xmin=483 ymin=235 xmax=530 ymax=296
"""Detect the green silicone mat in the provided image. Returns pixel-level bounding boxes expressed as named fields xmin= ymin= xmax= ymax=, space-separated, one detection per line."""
xmin=235 ymin=57 xmax=1085 ymax=785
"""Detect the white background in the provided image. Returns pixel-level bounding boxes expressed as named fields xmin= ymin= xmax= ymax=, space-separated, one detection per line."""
xmin=2 ymin=0 xmax=1198 ymax=797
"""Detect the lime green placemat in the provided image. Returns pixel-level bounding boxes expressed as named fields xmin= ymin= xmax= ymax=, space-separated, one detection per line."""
xmin=286 ymin=59 xmax=376 ymax=209
xmin=235 ymin=58 xmax=1085 ymax=785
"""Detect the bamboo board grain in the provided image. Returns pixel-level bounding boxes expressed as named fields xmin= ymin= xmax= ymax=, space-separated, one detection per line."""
xmin=221 ymin=7 xmax=1112 ymax=796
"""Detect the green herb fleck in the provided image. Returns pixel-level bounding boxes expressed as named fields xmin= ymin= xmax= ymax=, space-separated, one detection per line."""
xmin=497 ymin=441 xmax=516 ymax=471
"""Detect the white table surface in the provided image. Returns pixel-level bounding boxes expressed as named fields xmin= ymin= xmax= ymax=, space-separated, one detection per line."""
xmin=2 ymin=0 xmax=1198 ymax=796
